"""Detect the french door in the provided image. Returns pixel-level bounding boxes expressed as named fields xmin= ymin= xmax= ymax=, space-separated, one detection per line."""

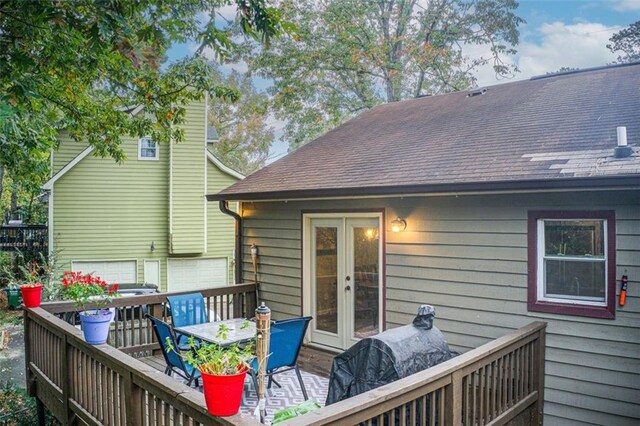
xmin=304 ymin=214 xmax=382 ymax=350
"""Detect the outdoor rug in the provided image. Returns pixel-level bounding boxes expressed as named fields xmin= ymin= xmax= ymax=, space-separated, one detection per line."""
xmin=239 ymin=369 xmax=329 ymax=423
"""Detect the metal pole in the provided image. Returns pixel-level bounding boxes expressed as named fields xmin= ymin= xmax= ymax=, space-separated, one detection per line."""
xmin=255 ymin=302 xmax=271 ymax=423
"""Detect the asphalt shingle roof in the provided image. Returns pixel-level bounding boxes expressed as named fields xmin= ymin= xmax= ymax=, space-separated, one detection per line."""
xmin=211 ymin=63 xmax=640 ymax=201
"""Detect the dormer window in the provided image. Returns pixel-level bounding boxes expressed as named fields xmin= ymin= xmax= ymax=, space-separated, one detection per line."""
xmin=138 ymin=137 xmax=158 ymax=160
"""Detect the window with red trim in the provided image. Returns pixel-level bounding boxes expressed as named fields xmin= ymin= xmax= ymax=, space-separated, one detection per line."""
xmin=528 ymin=211 xmax=616 ymax=319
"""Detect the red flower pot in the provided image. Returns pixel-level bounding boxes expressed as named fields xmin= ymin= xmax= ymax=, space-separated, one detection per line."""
xmin=21 ymin=284 xmax=43 ymax=308
xmin=201 ymin=367 xmax=248 ymax=417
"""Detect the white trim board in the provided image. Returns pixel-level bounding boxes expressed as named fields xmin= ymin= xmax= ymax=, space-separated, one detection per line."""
xmin=43 ymin=146 xmax=94 ymax=190
xmin=206 ymin=151 xmax=244 ymax=180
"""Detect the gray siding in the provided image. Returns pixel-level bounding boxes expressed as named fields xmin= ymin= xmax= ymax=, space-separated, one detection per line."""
xmin=240 ymin=190 xmax=640 ymax=425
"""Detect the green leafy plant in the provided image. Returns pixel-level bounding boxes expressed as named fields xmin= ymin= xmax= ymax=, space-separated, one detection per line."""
xmin=166 ymin=334 xmax=254 ymax=376
xmin=0 ymin=381 xmax=57 ymax=425
xmin=17 ymin=260 xmax=42 ymax=288
xmin=1 ymin=249 xmax=65 ymax=301
xmin=60 ymin=271 xmax=119 ymax=313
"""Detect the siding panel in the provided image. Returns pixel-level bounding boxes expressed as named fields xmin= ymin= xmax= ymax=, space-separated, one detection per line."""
xmin=240 ymin=190 xmax=640 ymax=425
xmin=171 ymin=100 xmax=206 ymax=253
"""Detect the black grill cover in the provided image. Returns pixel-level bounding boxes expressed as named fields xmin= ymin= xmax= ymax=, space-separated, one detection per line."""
xmin=326 ymin=305 xmax=455 ymax=405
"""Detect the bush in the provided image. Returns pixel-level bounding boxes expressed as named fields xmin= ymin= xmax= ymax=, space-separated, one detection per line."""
xmin=0 ymin=382 xmax=58 ymax=425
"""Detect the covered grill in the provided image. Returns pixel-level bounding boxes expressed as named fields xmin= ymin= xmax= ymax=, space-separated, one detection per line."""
xmin=326 ymin=305 xmax=456 ymax=405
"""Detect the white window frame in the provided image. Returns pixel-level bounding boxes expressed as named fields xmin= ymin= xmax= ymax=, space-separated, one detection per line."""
xmin=536 ymin=218 xmax=607 ymax=307
xmin=138 ymin=137 xmax=159 ymax=160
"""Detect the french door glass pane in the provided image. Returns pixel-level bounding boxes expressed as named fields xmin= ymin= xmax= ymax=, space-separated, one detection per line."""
xmin=315 ymin=227 xmax=338 ymax=333
xmin=544 ymin=259 xmax=605 ymax=301
xmin=353 ymin=227 xmax=379 ymax=339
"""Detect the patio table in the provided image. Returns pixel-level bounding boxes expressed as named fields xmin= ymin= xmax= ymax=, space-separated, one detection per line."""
xmin=174 ymin=317 xmax=257 ymax=347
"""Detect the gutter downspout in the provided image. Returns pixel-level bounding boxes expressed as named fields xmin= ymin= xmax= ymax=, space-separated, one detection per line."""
xmin=219 ymin=200 xmax=242 ymax=284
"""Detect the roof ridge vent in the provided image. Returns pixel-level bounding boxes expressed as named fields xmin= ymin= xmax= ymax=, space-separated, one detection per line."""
xmin=466 ymin=88 xmax=487 ymax=98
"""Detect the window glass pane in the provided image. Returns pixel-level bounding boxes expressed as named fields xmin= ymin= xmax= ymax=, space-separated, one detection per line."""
xmin=544 ymin=259 xmax=605 ymax=301
xmin=315 ymin=227 xmax=338 ymax=334
xmin=140 ymin=138 xmax=157 ymax=158
xmin=544 ymin=220 xmax=604 ymax=257
xmin=353 ymin=227 xmax=379 ymax=339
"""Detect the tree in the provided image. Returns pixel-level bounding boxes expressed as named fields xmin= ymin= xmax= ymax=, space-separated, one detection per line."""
xmin=0 ymin=0 xmax=289 ymax=172
xmin=242 ymin=0 xmax=524 ymax=149
xmin=607 ymin=20 xmax=640 ymax=64
xmin=208 ymin=69 xmax=275 ymax=175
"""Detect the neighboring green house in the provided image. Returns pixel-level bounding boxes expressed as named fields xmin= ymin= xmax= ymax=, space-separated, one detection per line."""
xmin=43 ymin=98 xmax=242 ymax=291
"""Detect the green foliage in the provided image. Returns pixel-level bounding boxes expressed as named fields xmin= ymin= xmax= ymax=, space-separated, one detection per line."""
xmin=607 ymin=20 xmax=640 ymax=64
xmin=241 ymin=0 xmax=524 ymax=149
xmin=272 ymin=400 xmax=322 ymax=424
xmin=166 ymin=334 xmax=255 ymax=376
xmin=60 ymin=271 xmax=119 ymax=312
xmin=208 ymin=69 xmax=275 ymax=175
xmin=0 ymin=382 xmax=57 ymax=425
xmin=0 ymin=0 xmax=289 ymax=175
xmin=547 ymin=67 xmax=579 ymax=74
xmin=0 ymin=250 xmax=63 ymax=301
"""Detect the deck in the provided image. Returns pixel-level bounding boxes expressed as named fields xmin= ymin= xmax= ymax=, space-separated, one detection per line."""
xmin=24 ymin=283 xmax=547 ymax=425
xmin=140 ymin=346 xmax=334 ymax=422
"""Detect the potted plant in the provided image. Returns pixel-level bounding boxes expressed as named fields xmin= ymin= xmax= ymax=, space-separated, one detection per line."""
xmin=167 ymin=333 xmax=254 ymax=417
xmin=19 ymin=261 xmax=43 ymax=308
xmin=61 ymin=271 xmax=119 ymax=345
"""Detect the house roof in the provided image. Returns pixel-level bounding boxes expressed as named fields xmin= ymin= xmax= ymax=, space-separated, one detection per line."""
xmin=207 ymin=126 xmax=219 ymax=142
xmin=209 ymin=62 xmax=640 ymax=202
xmin=43 ymin=145 xmax=243 ymax=190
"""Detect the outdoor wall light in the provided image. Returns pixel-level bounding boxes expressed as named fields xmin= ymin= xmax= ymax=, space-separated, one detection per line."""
xmin=391 ymin=217 xmax=407 ymax=233
xmin=150 ymin=241 xmax=155 ymax=252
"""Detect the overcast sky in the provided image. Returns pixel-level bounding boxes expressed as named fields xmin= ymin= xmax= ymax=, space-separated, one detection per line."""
xmin=166 ymin=0 xmax=639 ymax=162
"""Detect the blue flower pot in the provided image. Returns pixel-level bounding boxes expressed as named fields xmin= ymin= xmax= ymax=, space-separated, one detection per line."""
xmin=80 ymin=309 xmax=114 ymax=345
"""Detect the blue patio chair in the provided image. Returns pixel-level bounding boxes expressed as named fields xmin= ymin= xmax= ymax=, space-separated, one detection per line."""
xmin=146 ymin=314 xmax=200 ymax=387
xmin=167 ymin=293 xmax=209 ymax=347
xmin=250 ymin=316 xmax=312 ymax=400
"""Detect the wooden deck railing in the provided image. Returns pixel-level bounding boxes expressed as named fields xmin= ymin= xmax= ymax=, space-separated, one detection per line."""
xmin=25 ymin=283 xmax=261 ymax=426
xmin=282 ymin=321 xmax=547 ymax=426
xmin=42 ymin=283 xmax=258 ymax=358
xmin=25 ymin=283 xmax=546 ymax=426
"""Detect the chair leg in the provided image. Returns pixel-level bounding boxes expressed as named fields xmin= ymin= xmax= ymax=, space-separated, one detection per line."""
xmin=295 ymin=365 xmax=308 ymax=400
xmin=271 ymin=377 xmax=282 ymax=389
xmin=164 ymin=366 xmax=171 ymax=376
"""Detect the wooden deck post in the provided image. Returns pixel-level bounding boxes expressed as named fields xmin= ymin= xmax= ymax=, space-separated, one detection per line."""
xmin=533 ymin=328 xmax=546 ymax=425
xmin=445 ymin=371 xmax=463 ymax=426
xmin=23 ymin=310 xmax=35 ymax=396
xmin=36 ymin=397 xmax=46 ymax=426
xmin=60 ymin=334 xmax=73 ymax=425
xmin=124 ymin=371 xmax=143 ymax=425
